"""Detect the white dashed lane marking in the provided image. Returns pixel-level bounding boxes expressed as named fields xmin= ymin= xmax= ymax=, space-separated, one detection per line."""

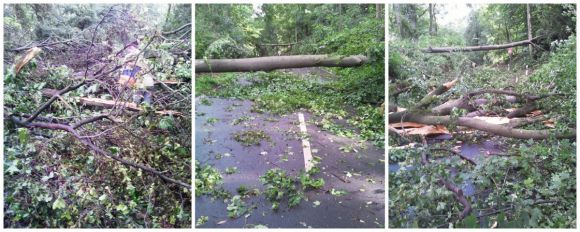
xmin=298 ymin=112 xmax=313 ymax=171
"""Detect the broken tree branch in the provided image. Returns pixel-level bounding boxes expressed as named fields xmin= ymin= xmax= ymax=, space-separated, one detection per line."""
xmin=25 ymin=80 xmax=88 ymax=124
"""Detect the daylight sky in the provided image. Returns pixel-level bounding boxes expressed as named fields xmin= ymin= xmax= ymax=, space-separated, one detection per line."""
xmin=437 ymin=4 xmax=484 ymax=33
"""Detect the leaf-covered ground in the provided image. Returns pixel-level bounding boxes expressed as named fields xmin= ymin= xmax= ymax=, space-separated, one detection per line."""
xmin=195 ymin=69 xmax=385 ymax=228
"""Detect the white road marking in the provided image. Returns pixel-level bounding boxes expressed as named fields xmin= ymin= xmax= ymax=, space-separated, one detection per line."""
xmin=298 ymin=112 xmax=313 ymax=171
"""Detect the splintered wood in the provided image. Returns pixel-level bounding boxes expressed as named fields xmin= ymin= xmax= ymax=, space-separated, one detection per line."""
xmin=389 ymin=122 xmax=450 ymax=136
xmin=41 ymin=88 xmax=183 ymax=116
xmin=79 ymin=98 xmax=183 ymax=116
xmin=14 ymin=47 xmax=42 ymax=74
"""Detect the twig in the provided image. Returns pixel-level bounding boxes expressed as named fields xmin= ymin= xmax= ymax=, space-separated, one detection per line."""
xmin=162 ymin=23 xmax=192 ymax=36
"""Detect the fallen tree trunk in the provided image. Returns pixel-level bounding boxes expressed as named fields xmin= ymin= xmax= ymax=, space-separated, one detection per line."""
xmin=389 ymin=113 xmax=575 ymax=139
xmin=195 ymin=55 xmax=368 ymax=73
xmin=422 ymin=36 xmax=541 ymax=53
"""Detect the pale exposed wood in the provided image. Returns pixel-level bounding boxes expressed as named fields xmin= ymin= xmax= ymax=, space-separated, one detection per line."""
xmin=78 ymin=98 xmax=183 ymax=116
xmin=41 ymin=89 xmax=183 ymax=116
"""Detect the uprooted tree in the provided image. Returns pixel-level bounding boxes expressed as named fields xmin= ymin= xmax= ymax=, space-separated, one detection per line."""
xmin=4 ymin=4 xmax=192 ymax=227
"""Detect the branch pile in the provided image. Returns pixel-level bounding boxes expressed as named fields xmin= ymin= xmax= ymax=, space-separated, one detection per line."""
xmin=389 ymin=79 xmax=575 ymax=139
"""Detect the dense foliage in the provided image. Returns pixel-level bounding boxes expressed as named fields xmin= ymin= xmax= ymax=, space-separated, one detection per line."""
xmin=389 ymin=4 xmax=576 ymax=228
xmin=4 ymin=4 xmax=192 ymax=228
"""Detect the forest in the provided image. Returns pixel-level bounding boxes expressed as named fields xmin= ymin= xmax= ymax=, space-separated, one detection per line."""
xmin=3 ymin=4 xmax=192 ymax=228
xmin=389 ymin=4 xmax=576 ymax=228
xmin=195 ymin=4 xmax=385 ymax=228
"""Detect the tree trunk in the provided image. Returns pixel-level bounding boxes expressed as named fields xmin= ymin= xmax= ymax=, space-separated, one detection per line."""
xmin=165 ymin=4 xmax=171 ymax=24
xmin=429 ymin=4 xmax=435 ymax=36
xmin=422 ymin=36 xmax=541 ymax=53
xmin=195 ymin=55 xmax=368 ymax=73
xmin=527 ymin=4 xmax=533 ymax=58
xmin=409 ymin=5 xmax=418 ymax=39
xmin=394 ymin=5 xmax=403 ymax=37
xmin=376 ymin=4 xmax=382 ymax=19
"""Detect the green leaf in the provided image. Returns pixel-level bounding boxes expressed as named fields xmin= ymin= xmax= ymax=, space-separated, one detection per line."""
xmin=462 ymin=215 xmax=478 ymax=228
xmin=6 ymin=163 xmax=20 ymax=175
xmin=524 ymin=177 xmax=534 ymax=188
xmin=98 ymin=194 xmax=107 ymax=201
xmin=17 ymin=128 xmax=29 ymax=144
xmin=116 ymin=204 xmax=129 ymax=214
xmin=330 ymin=188 xmax=348 ymax=196
xmin=108 ymin=146 xmax=120 ymax=154
xmin=52 ymin=197 xmax=66 ymax=210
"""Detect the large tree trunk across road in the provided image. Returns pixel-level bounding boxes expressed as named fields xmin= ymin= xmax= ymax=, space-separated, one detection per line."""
xmin=195 ymin=55 xmax=368 ymax=73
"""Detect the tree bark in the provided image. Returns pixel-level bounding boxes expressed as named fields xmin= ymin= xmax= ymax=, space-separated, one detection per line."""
xmin=527 ymin=4 xmax=533 ymax=58
xmin=422 ymin=36 xmax=541 ymax=53
xmin=195 ymin=55 xmax=368 ymax=73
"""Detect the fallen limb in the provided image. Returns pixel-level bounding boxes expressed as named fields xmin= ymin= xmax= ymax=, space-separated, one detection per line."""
xmin=422 ymin=36 xmax=541 ymax=53
xmin=438 ymin=178 xmax=472 ymax=220
xmin=419 ymin=140 xmax=472 ymax=222
xmin=506 ymin=103 xmax=537 ymax=118
xmin=195 ymin=55 xmax=368 ymax=73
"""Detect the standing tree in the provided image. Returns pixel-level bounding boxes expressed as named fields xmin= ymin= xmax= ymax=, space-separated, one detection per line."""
xmin=527 ymin=4 xmax=533 ymax=58
xmin=429 ymin=4 xmax=437 ymax=36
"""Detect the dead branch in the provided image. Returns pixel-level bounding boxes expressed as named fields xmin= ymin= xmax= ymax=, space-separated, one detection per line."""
xmin=85 ymin=6 xmax=115 ymax=79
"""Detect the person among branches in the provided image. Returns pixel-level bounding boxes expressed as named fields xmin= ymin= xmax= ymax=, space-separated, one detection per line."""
xmin=118 ymin=39 xmax=155 ymax=105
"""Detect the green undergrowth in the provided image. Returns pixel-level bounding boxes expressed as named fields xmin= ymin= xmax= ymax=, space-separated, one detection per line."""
xmin=196 ymin=71 xmax=384 ymax=147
